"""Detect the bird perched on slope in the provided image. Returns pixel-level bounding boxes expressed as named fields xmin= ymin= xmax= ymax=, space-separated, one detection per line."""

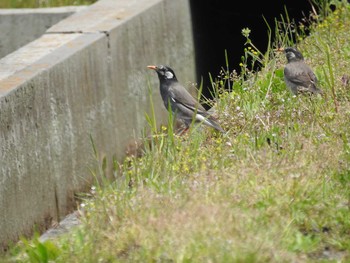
xmin=281 ymin=47 xmax=322 ymax=95
xmin=147 ymin=65 xmax=224 ymax=133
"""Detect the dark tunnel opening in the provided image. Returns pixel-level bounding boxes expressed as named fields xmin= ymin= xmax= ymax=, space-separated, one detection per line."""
xmin=189 ymin=0 xmax=316 ymax=108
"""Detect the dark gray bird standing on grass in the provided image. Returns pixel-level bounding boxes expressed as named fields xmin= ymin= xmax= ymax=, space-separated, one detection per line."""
xmin=147 ymin=65 xmax=224 ymax=133
xmin=282 ymin=47 xmax=322 ymax=95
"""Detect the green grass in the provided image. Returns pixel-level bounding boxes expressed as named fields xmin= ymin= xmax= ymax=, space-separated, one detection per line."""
xmin=3 ymin=0 xmax=350 ymax=262
xmin=0 ymin=0 xmax=97 ymax=8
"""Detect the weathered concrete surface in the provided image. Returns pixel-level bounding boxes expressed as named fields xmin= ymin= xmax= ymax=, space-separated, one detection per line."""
xmin=0 ymin=6 xmax=86 ymax=59
xmin=0 ymin=0 xmax=195 ymax=248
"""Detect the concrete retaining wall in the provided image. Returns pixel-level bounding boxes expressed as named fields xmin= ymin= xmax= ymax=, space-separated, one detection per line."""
xmin=0 ymin=0 xmax=195 ymax=248
xmin=0 ymin=6 xmax=86 ymax=59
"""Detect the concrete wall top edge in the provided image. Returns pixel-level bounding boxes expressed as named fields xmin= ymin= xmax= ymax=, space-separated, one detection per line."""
xmin=0 ymin=34 xmax=81 ymax=83
xmin=0 ymin=0 xmax=169 ymax=97
xmin=47 ymin=0 xmax=162 ymax=33
xmin=0 ymin=33 xmax=105 ymax=97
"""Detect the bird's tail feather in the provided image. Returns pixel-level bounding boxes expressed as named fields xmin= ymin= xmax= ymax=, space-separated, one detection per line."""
xmin=206 ymin=118 xmax=225 ymax=133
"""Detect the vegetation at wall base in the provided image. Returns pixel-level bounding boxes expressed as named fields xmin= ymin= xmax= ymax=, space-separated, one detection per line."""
xmin=2 ymin=0 xmax=350 ymax=262
xmin=0 ymin=0 xmax=97 ymax=8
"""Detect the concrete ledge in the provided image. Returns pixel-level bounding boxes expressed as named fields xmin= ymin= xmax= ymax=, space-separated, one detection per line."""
xmin=0 ymin=6 xmax=87 ymax=59
xmin=0 ymin=0 xmax=195 ymax=248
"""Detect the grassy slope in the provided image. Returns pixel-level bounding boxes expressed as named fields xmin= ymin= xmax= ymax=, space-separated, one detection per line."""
xmin=0 ymin=0 xmax=96 ymax=8
xmin=4 ymin=1 xmax=350 ymax=263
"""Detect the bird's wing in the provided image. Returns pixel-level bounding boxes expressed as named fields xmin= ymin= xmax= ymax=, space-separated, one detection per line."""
xmin=173 ymin=96 xmax=225 ymax=132
xmin=307 ymin=68 xmax=318 ymax=84
xmin=284 ymin=62 xmax=317 ymax=87
xmin=168 ymin=82 xmax=207 ymax=115
xmin=167 ymin=82 xmax=224 ymax=132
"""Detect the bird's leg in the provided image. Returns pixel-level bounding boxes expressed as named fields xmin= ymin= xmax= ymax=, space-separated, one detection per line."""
xmin=178 ymin=126 xmax=189 ymax=136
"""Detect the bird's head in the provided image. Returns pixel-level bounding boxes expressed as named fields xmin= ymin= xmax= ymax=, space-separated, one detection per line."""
xmin=283 ymin=47 xmax=304 ymax=63
xmin=147 ymin=65 xmax=177 ymax=81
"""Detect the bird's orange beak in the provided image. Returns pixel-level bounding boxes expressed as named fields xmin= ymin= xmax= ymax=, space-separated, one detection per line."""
xmin=147 ymin=65 xmax=157 ymax=70
xmin=275 ymin=47 xmax=285 ymax=52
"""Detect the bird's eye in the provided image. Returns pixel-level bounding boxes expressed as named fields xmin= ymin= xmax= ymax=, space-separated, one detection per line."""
xmin=165 ymin=71 xmax=174 ymax=79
